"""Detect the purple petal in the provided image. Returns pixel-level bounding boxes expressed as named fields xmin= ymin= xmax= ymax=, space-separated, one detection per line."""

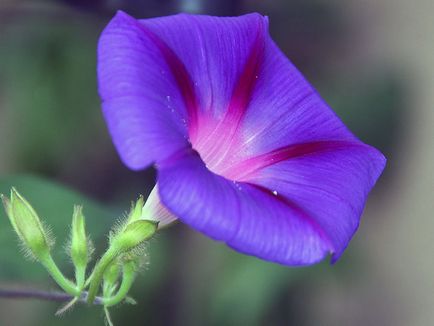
xmin=238 ymin=34 xmax=358 ymax=159
xmin=138 ymin=12 xmax=267 ymax=125
xmin=242 ymin=141 xmax=386 ymax=261
xmin=99 ymin=11 xmax=271 ymax=170
xmin=157 ymin=149 xmax=333 ymax=266
xmin=136 ymin=12 xmax=269 ymax=168
xmin=98 ymin=11 xmax=193 ymax=169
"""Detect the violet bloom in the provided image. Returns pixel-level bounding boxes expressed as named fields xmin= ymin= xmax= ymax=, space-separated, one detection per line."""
xmin=98 ymin=11 xmax=386 ymax=266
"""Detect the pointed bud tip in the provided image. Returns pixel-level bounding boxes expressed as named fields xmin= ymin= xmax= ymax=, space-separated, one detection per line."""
xmin=73 ymin=205 xmax=83 ymax=214
xmin=10 ymin=187 xmax=20 ymax=199
xmin=72 ymin=205 xmax=85 ymax=227
xmin=1 ymin=193 xmax=8 ymax=204
xmin=126 ymin=195 xmax=145 ymax=224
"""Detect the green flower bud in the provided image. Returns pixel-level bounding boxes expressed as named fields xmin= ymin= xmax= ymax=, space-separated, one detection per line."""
xmin=70 ymin=205 xmax=89 ymax=268
xmin=1 ymin=188 xmax=52 ymax=261
xmin=111 ymin=220 xmax=158 ymax=253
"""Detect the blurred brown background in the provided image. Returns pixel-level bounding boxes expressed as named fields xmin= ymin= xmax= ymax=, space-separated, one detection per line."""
xmin=0 ymin=0 xmax=433 ymax=325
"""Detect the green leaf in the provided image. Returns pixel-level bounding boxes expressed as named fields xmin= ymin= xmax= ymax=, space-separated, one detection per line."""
xmin=0 ymin=174 xmax=114 ymax=280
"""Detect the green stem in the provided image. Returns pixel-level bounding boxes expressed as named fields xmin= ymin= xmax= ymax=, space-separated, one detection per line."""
xmin=87 ymin=247 xmax=118 ymax=304
xmin=75 ymin=266 xmax=86 ymax=290
xmin=102 ymin=261 xmax=136 ymax=307
xmin=40 ymin=255 xmax=79 ymax=296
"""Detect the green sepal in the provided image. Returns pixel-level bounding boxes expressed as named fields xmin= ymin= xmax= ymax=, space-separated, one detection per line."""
xmin=110 ymin=220 xmax=158 ymax=253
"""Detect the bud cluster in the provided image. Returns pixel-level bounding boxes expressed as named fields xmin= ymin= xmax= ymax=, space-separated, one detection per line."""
xmin=1 ymin=188 xmax=158 ymax=324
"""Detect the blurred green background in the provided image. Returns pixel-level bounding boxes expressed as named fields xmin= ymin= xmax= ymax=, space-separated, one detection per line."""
xmin=0 ymin=0 xmax=433 ymax=325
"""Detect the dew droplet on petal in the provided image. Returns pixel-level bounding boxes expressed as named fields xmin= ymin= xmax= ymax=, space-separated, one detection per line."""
xmin=272 ymin=190 xmax=278 ymax=196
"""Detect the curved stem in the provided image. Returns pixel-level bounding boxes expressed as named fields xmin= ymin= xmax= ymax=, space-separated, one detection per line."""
xmin=40 ymin=255 xmax=79 ymax=296
xmin=87 ymin=246 xmax=118 ymax=304
xmin=102 ymin=261 xmax=136 ymax=307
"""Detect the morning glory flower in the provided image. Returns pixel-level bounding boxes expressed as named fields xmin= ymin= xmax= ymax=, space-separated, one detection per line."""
xmin=98 ymin=11 xmax=386 ymax=266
